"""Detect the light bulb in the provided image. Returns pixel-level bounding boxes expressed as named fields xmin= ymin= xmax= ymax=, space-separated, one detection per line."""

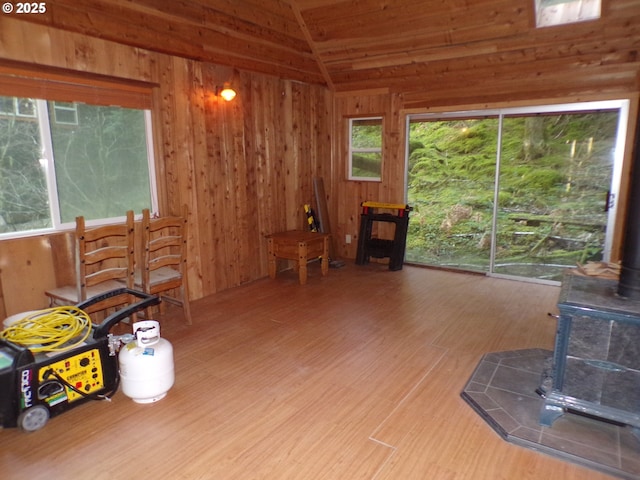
xmin=220 ymin=87 xmax=236 ymax=101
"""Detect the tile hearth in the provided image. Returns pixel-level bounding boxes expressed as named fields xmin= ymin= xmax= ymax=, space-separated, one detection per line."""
xmin=461 ymin=349 xmax=640 ymax=479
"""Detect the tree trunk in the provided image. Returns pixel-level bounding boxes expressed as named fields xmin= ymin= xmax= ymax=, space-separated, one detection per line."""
xmin=523 ymin=117 xmax=546 ymax=160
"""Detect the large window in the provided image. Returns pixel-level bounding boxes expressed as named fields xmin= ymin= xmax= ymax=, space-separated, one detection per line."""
xmin=0 ymin=93 xmax=156 ymax=237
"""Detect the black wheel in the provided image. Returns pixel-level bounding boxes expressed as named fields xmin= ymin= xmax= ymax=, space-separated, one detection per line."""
xmin=18 ymin=405 xmax=49 ymax=432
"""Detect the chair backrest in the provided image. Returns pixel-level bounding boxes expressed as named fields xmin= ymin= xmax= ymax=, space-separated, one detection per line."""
xmin=75 ymin=210 xmax=135 ymax=301
xmin=140 ymin=206 xmax=188 ymax=293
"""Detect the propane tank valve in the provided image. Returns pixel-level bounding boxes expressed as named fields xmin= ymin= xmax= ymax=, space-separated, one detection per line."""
xmin=107 ymin=333 xmax=135 ymax=356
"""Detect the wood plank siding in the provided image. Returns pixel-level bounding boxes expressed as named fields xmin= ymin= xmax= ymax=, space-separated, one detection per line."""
xmin=0 ymin=0 xmax=639 ymax=315
xmin=0 ymin=17 xmax=332 ymax=313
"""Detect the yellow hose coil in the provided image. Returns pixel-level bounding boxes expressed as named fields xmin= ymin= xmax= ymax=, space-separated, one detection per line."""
xmin=0 ymin=306 xmax=92 ymax=353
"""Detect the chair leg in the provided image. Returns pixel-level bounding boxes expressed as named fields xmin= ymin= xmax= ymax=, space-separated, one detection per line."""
xmin=182 ymin=288 xmax=192 ymax=326
xmin=140 ymin=287 xmax=191 ymax=325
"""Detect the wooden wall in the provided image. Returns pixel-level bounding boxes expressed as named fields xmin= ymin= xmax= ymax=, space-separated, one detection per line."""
xmin=153 ymin=57 xmax=332 ymax=300
xmin=0 ymin=18 xmax=332 ymax=316
xmin=0 ymin=15 xmax=638 ymax=318
xmin=329 ymin=92 xmax=406 ymax=259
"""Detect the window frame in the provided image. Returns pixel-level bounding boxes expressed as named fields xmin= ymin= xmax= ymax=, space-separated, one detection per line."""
xmin=348 ymin=116 xmax=384 ymax=182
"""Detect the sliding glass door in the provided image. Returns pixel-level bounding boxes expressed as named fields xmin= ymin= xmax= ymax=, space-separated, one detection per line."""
xmin=405 ymin=100 xmax=628 ymax=283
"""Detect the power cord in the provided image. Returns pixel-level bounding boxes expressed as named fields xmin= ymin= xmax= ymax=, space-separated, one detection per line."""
xmin=0 ymin=306 xmax=92 ymax=353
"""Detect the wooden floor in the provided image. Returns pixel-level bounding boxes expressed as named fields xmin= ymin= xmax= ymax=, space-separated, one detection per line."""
xmin=0 ymin=263 xmax=616 ymax=479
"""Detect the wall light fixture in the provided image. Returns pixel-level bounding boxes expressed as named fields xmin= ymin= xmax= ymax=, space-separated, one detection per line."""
xmin=216 ymin=83 xmax=237 ymax=101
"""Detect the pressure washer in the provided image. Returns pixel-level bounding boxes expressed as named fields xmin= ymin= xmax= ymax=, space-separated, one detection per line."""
xmin=0 ymin=288 xmax=160 ymax=432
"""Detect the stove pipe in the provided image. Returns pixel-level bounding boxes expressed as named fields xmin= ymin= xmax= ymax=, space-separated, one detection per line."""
xmin=618 ymin=107 xmax=640 ymax=299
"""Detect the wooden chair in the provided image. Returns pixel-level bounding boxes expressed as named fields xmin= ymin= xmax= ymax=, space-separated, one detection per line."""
xmin=45 ymin=211 xmax=136 ymax=318
xmin=135 ymin=206 xmax=192 ymax=325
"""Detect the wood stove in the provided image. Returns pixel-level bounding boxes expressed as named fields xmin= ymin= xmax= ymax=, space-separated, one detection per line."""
xmin=538 ymin=99 xmax=640 ymax=437
xmin=538 ymin=272 xmax=640 ymax=437
xmin=538 ymin=97 xmax=640 ymax=440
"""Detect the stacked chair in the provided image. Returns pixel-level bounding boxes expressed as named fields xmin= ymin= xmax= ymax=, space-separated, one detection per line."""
xmin=45 ymin=207 xmax=191 ymax=325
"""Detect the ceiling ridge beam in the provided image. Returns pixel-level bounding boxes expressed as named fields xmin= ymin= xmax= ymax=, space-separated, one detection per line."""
xmin=290 ymin=1 xmax=334 ymax=90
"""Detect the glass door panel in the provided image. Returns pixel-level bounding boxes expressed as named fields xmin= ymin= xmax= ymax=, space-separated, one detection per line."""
xmin=493 ymin=111 xmax=620 ymax=281
xmin=405 ymin=118 xmax=498 ymax=272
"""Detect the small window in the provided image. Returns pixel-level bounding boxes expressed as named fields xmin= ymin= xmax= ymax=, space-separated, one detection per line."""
xmin=16 ymin=98 xmax=36 ymax=117
xmin=53 ymin=101 xmax=79 ymax=125
xmin=534 ymin=0 xmax=601 ymax=28
xmin=349 ymin=117 xmax=383 ymax=181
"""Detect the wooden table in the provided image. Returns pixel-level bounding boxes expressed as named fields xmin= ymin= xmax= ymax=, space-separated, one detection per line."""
xmin=266 ymin=231 xmax=330 ymax=285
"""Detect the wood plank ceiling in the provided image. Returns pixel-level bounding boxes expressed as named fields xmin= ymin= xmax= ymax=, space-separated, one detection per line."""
xmin=16 ymin=0 xmax=640 ymax=99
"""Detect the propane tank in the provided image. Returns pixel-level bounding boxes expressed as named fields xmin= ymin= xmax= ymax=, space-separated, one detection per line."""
xmin=119 ymin=320 xmax=174 ymax=404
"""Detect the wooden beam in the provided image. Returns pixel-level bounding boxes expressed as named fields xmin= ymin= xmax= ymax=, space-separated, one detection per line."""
xmin=290 ymin=0 xmax=335 ymax=89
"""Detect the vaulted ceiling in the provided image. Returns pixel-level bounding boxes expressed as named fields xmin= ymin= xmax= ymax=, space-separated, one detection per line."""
xmin=16 ymin=0 xmax=640 ymax=103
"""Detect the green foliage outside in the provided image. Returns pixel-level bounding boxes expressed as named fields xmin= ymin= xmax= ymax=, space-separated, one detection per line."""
xmin=351 ymin=119 xmax=382 ymax=179
xmin=405 ymin=112 xmax=619 ymax=280
xmin=351 ymin=152 xmax=382 ymax=178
